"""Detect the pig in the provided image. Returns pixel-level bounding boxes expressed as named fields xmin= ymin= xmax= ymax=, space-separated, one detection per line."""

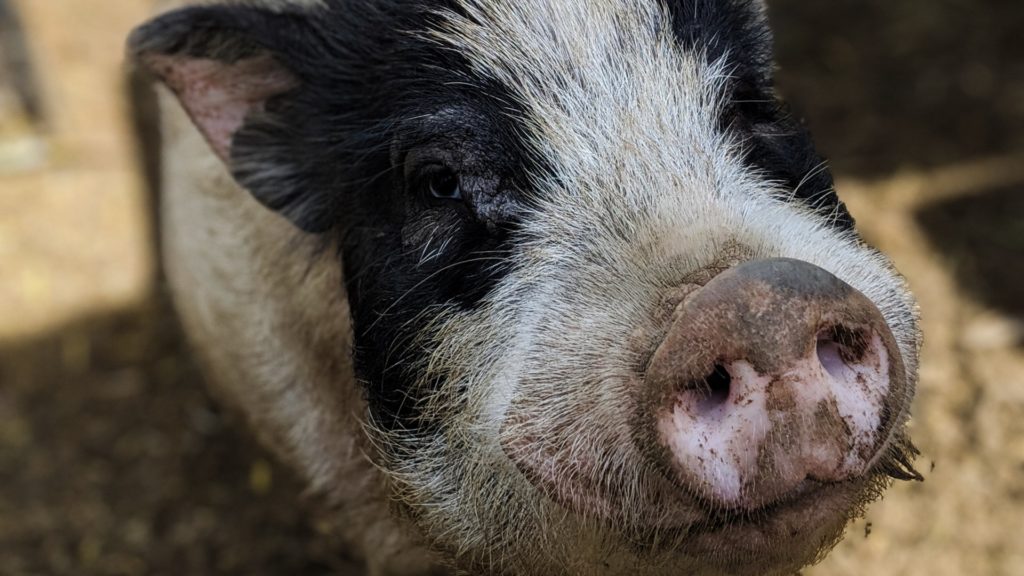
xmin=127 ymin=0 xmax=923 ymax=574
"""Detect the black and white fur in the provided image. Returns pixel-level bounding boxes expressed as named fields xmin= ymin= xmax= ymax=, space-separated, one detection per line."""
xmin=130 ymin=1 xmax=921 ymax=574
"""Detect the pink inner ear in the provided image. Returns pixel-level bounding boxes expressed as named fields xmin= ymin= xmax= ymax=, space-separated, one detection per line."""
xmin=144 ymin=53 xmax=298 ymax=162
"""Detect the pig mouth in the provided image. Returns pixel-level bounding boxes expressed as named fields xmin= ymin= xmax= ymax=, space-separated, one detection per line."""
xmin=690 ymin=475 xmax=860 ymax=532
xmin=672 ymin=445 xmax=912 ymax=571
xmin=666 ymin=478 xmax=872 ymax=571
xmin=501 ymin=423 xmax=914 ymax=571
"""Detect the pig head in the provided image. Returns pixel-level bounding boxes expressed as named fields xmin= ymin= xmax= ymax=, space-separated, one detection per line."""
xmin=129 ymin=0 xmax=922 ymax=574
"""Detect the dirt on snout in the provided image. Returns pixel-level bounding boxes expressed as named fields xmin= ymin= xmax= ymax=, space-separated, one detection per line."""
xmin=1 ymin=0 xmax=1023 ymax=575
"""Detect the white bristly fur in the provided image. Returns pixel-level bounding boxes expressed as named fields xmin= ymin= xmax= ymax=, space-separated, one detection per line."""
xmin=155 ymin=1 xmax=920 ymax=575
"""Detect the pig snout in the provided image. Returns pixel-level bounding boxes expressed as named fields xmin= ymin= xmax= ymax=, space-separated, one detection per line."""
xmin=648 ymin=258 xmax=905 ymax=511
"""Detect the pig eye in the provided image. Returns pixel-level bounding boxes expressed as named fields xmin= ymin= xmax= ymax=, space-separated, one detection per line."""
xmin=424 ymin=168 xmax=463 ymax=202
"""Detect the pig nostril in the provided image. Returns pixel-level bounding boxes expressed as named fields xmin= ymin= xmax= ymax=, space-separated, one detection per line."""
xmin=694 ymin=363 xmax=731 ymax=410
xmin=816 ymin=325 xmax=868 ymax=379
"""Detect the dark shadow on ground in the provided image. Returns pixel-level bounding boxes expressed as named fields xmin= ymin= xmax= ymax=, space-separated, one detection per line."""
xmin=0 ymin=292 xmax=357 ymax=576
xmin=917 ymin=183 xmax=1024 ymax=321
xmin=769 ymin=0 xmax=1024 ymax=178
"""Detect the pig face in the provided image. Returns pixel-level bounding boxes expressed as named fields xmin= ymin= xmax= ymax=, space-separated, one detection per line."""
xmin=130 ymin=1 xmax=922 ymax=574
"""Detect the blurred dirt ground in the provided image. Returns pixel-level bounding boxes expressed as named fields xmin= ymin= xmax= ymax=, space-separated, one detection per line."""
xmin=0 ymin=0 xmax=1022 ymax=575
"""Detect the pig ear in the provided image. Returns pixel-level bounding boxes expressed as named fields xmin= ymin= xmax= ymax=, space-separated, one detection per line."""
xmin=128 ymin=5 xmax=333 ymax=233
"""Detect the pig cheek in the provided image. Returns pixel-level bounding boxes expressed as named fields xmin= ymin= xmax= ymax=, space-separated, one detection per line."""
xmin=680 ymin=484 xmax=863 ymax=575
xmin=498 ymin=387 xmax=700 ymax=530
xmin=498 ymin=415 xmax=614 ymax=521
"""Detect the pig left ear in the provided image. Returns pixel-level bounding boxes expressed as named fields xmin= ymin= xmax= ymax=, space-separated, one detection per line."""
xmin=128 ymin=5 xmax=333 ymax=233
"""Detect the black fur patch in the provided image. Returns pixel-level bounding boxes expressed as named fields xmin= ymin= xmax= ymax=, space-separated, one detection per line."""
xmin=253 ymin=1 xmax=535 ymax=429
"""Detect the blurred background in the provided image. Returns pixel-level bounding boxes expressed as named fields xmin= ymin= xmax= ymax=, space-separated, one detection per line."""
xmin=0 ymin=0 xmax=1022 ymax=574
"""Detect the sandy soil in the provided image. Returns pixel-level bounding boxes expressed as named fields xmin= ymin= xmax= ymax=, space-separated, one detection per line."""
xmin=0 ymin=0 xmax=1022 ymax=575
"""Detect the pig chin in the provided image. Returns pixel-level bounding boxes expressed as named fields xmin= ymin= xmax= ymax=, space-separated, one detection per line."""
xmin=673 ymin=475 xmax=883 ymax=575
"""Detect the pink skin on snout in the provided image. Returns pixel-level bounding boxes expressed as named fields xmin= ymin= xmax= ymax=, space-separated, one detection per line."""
xmin=648 ymin=258 xmax=905 ymax=511
xmin=658 ymin=332 xmax=891 ymax=510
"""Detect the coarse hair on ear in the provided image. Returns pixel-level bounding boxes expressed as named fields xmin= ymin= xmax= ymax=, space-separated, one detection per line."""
xmin=127 ymin=3 xmax=335 ymax=233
